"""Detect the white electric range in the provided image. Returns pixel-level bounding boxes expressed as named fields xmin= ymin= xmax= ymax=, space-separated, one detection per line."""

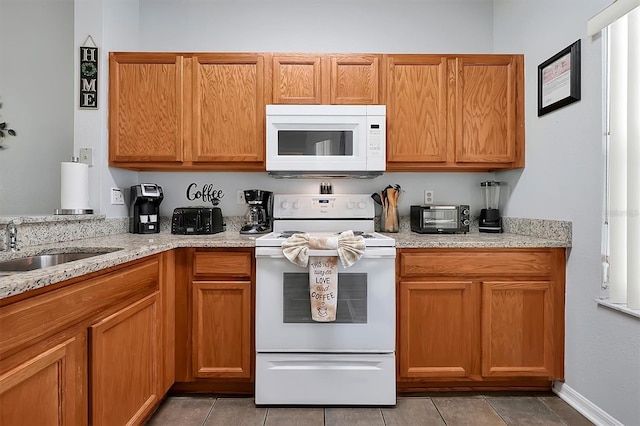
xmin=254 ymin=194 xmax=396 ymax=406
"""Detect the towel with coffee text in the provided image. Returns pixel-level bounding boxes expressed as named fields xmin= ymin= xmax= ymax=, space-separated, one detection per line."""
xmin=282 ymin=231 xmax=365 ymax=322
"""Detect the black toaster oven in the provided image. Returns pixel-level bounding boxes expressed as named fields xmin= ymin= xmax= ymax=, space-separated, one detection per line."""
xmin=410 ymin=205 xmax=470 ymax=234
xmin=171 ymin=207 xmax=225 ymax=235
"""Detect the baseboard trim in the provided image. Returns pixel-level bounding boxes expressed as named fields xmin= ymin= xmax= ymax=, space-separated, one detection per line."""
xmin=552 ymin=381 xmax=623 ymax=426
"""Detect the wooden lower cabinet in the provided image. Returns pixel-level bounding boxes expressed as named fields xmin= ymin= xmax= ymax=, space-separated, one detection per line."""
xmin=192 ymin=281 xmax=252 ymax=378
xmin=0 ymin=254 xmax=170 ymax=425
xmin=397 ymin=248 xmax=565 ymax=391
xmin=90 ymin=292 xmax=161 ymax=426
xmin=482 ymin=280 xmax=556 ymax=378
xmin=174 ymin=248 xmax=255 ymax=394
xmin=399 ymin=280 xmax=478 ymax=380
xmin=0 ymin=333 xmax=84 ymax=426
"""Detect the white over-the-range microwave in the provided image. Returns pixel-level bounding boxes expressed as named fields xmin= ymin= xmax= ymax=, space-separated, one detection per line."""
xmin=265 ymin=104 xmax=386 ymax=178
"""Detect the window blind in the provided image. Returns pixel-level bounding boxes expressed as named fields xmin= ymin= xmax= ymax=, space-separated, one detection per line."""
xmin=606 ymin=7 xmax=640 ymax=309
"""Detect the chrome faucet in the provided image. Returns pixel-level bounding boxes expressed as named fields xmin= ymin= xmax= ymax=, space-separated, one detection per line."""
xmin=5 ymin=220 xmax=21 ymax=252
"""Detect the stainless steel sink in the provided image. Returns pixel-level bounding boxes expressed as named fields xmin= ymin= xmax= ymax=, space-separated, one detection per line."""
xmin=0 ymin=250 xmax=120 ymax=273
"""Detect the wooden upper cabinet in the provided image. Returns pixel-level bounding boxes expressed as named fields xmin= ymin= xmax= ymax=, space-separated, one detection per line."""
xmin=330 ymin=55 xmax=381 ymax=104
xmin=385 ymin=54 xmax=524 ymax=171
xmin=270 ymin=54 xmax=382 ymax=104
xmin=109 ymin=53 xmax=184 ymax=165
xmin=386 ymin=55 xmax=448 ymax=166
xmin=271 ymin=55 xmax=322 ymax=104
xmin=453 ymin=55 xmax=523 ymax=166
xmin=108 ymin=51 xmax=523 ymax=171
xmin=191 ymin=54 xmax=265 ymax=168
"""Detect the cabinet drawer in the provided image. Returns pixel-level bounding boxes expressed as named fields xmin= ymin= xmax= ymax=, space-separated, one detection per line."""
xmin=399 ymin=249 xmax=553 ymax=278
xmin=193 ymin=251 xmax=253 ymax=278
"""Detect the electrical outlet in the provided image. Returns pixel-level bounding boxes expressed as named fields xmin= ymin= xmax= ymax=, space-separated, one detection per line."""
xmin=424 ymin=189 xmax=434 ymax=204
xmin=111 ymin=187 xmax=125 ymax=205
xmin=236 ymin=190 xmax=246 ymax=205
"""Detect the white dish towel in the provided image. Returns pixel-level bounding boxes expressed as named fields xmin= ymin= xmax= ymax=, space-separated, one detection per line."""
xmin=282 ymin=231 xmax=365 ymax=322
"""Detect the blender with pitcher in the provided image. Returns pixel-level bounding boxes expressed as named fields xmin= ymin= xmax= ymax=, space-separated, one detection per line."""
xmin=479 ymin=180 xmax=503 ymax=233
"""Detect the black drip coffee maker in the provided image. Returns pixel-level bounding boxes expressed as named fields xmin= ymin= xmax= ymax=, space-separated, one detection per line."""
xmin=479 ymin=180 xmax=502 ymax=233
xmin=240 ymin=189 xmax=273 ymax=234
xmin=130 ymin=183 xmax=164 ymax=234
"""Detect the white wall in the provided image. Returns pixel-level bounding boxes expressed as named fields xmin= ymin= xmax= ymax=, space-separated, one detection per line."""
xmin=494 ymin=1 xmax=640 ymax=425
xmin=73 ymin=0 xmax=140 ymax=218
xmin=138 ymin=0 xmax=494 ymax=54
xmin=0 ymin=0 xmax=74 ymax=214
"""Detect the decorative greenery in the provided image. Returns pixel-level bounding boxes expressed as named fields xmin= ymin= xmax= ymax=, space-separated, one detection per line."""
xmin=0 ymin=102 xmax=17 ymax=138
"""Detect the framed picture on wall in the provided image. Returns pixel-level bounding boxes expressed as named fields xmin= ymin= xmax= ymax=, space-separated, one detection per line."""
xmin=537 ymin=39 xmax=581 ymax=116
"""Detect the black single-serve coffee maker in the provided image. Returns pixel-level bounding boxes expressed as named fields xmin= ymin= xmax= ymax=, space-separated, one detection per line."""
xmin=130 ymin=183 xmax=164 ymax=234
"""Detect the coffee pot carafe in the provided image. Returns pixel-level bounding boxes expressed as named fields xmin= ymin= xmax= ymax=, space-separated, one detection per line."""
xmin=240 ymin=189 xmax=273 ymax=234
xmin=130 ymin=183 xmax=163 ymax=234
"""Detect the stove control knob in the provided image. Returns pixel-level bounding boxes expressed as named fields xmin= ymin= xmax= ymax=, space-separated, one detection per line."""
xmin=462 ymin=208 xmax=470 ymax=215
xmin=280 ymin=200 xmax=290 ymax=209
xmin=463 ymin=219 xmax=470 ymax=226
xmin=292 ymin=201 xmax=300 ymax=209
xmin=358 ymin=201 xmax=366 ymax=209
xmin=347 ymin=200 xmax=355 ymax=209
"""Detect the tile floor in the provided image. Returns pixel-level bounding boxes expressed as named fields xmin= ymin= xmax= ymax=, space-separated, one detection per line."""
xmin=146 ymin=392 xmax=594 ymax=426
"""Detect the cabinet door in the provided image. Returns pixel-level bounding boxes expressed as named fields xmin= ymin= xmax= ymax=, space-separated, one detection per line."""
xmin=272 ymin=55 xmax=322 ymax=104
xmin=481 ymin=281 xmax=556 ymax=378
xmin=386 ymin=55 xmax=449 ymax=167
xmin=271 ymin=54 xmax=381 ymax=105
xmin=192 ymin=281 xmax=252 ymax=378
xmin=90 ymin=293 xmax=160 ymax=426
xmin=330 ymin=54 xmax=381 ymax=104
xmin=109 ymin=53 xmax=184 ymax=164
xmin=0 ymin=336 xmax=81 ymax=426
xmin=454 ymin=55 xmax=522 ymax=165
xmin=192 ymin=54 xmax=265 ymax=168
xmin=399 ymin=281 xmax=477 ymax=379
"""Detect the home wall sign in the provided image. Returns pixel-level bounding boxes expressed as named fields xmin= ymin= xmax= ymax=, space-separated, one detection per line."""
xmin=80 ymin=35 xmax=98 ymax=109
xmin=537 ymin=39 xmax=581 ymax=116
xmin=186 ymin=183 xmax=225 ymax=206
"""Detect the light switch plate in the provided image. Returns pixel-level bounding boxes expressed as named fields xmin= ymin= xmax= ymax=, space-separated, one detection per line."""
xmin=79 ymin=148 xmax=94 ymax=167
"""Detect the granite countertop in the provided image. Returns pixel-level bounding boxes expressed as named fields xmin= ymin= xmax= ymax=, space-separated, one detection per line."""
xmin=390 ymin=230 xmax=569 ymax=248
xmin=0 ymin=224 xmax=571 ymax=301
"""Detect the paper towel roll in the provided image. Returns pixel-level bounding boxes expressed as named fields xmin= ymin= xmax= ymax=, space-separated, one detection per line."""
xmin=61 ymin=161 xmax=90 ymax=210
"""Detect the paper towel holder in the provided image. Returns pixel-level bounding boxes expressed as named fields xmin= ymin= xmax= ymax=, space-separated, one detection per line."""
xmin=55 ymin=156 xmax=94 ymax=215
